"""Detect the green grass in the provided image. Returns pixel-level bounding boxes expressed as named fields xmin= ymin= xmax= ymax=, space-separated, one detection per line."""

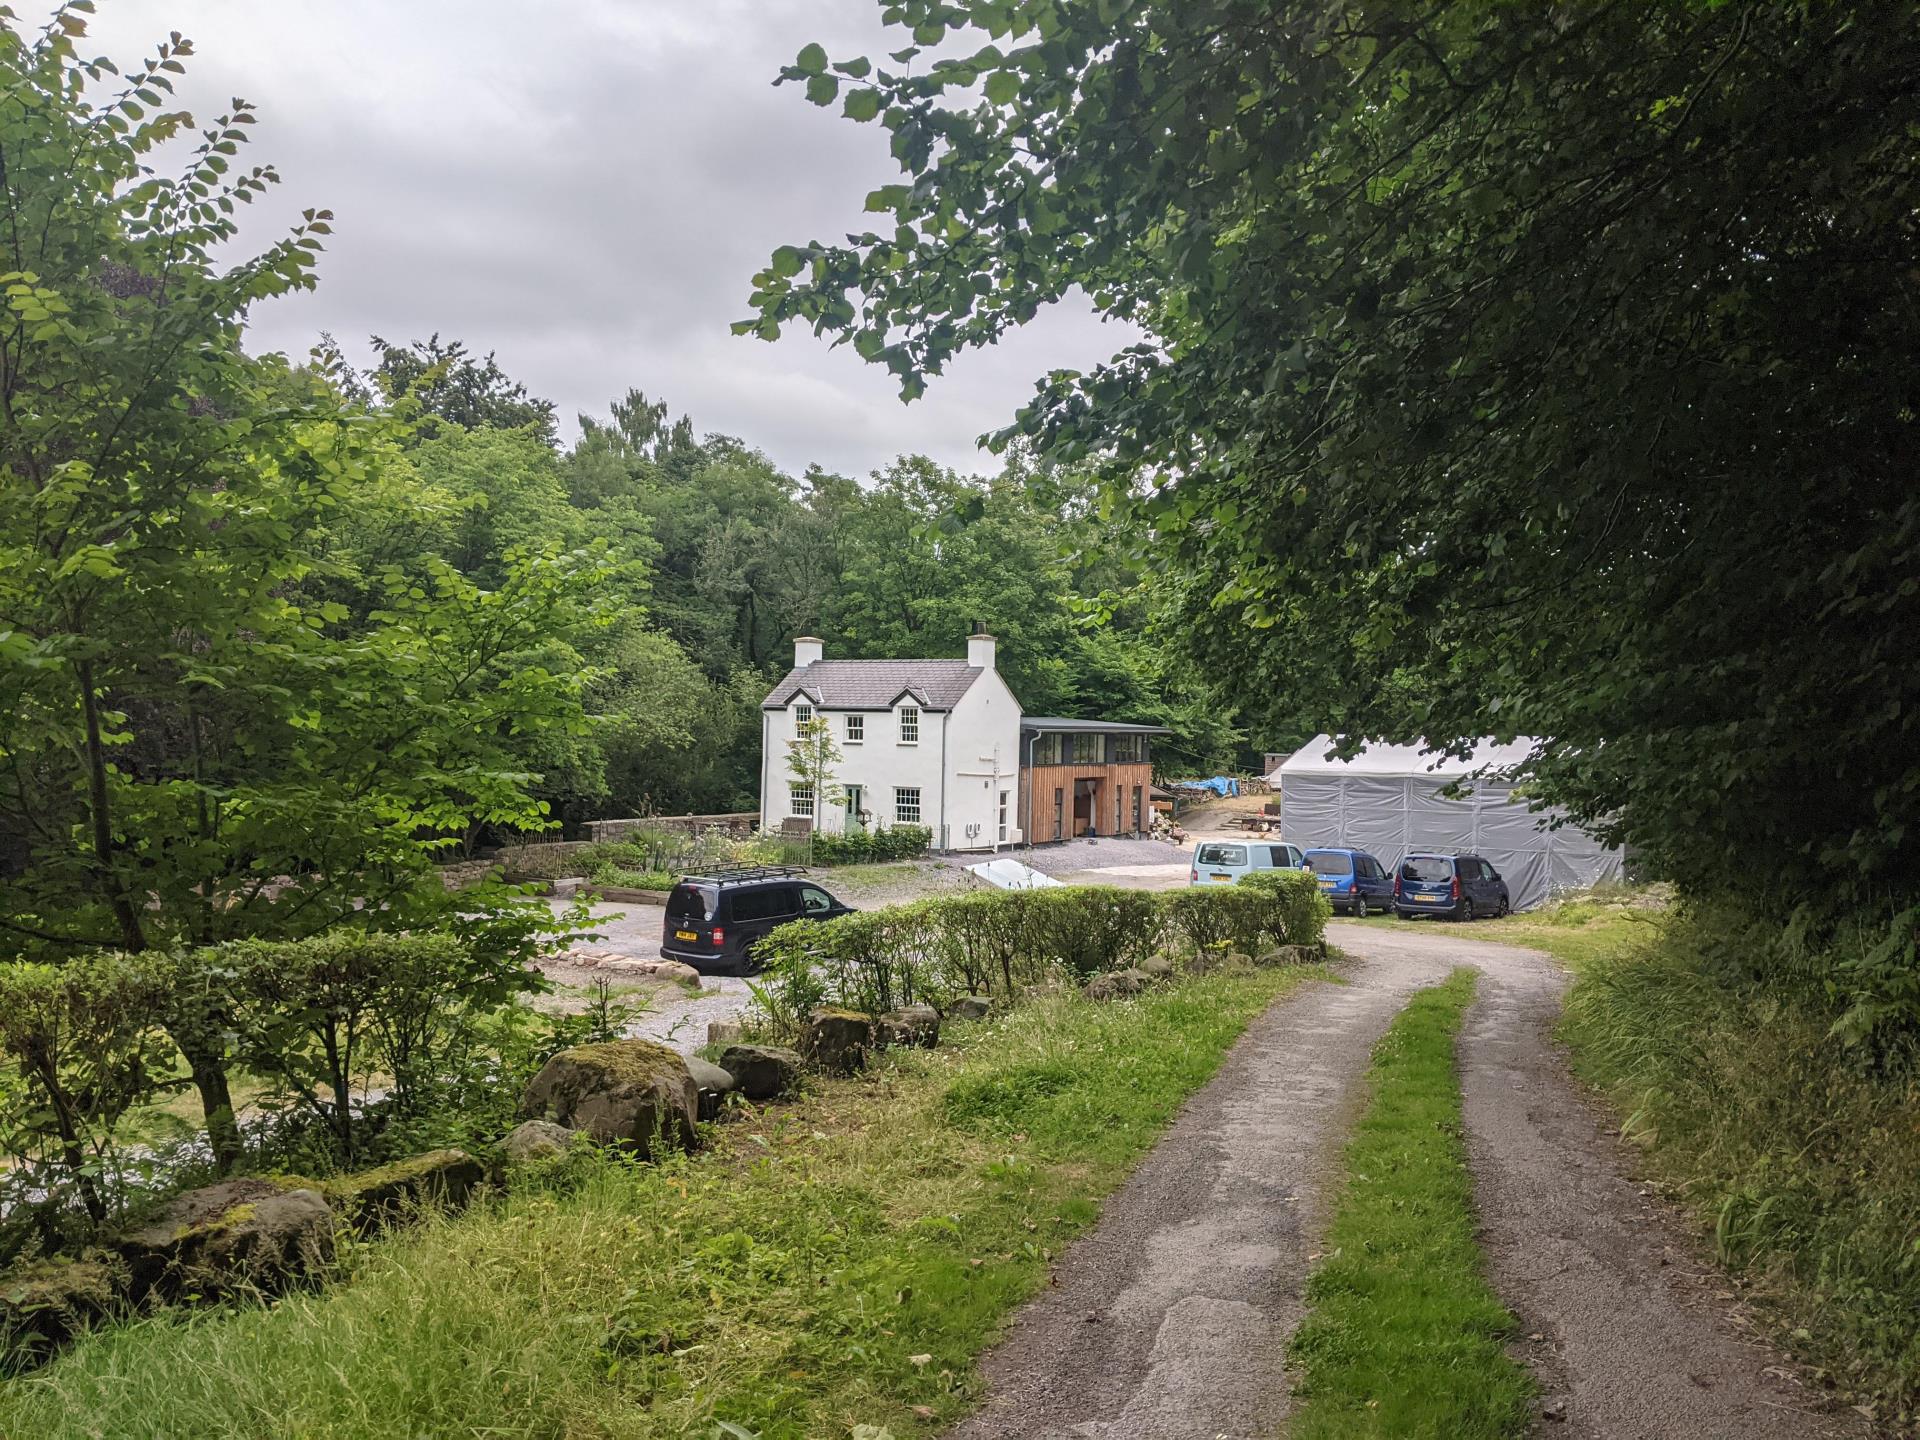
xmin=0 ymin=965 xmax=1319 ymax=1439
xmin=1287 ymin=968 xmax=1534 ymax=1439
xmin=1343 ymin=884 xmax=1665 ymax=967
xmin=1559 ymin=904 xmax=1920 ymax=1426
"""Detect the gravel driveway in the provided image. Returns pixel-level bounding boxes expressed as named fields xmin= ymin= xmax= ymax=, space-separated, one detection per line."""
xmin=950 ymin=923 xmax=1869 ymax=1439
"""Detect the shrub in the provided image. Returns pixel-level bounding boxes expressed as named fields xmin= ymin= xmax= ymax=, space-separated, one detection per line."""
xmin=215 ymin=929 xmax=526 ymax=1167
xmin=747 ymin=878 xmax=1327 ymax=1041
xmin=0 ymin=955 xmax=174 ymax=1245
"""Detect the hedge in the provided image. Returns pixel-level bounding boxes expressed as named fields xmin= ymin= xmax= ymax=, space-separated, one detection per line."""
xmin=747 ymin=873 xmax=1329 ymax=1041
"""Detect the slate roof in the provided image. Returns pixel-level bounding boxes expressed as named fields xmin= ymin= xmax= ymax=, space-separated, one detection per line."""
xmin=763 ymin=659 xmax=986 ymax=712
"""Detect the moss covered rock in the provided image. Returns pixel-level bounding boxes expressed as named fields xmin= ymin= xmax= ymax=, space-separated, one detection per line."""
xmin=719 ymin=1043 xmax=802 ymax=1100
xmin=1256 ymin=944 xmax=1318 ymax=968
xmin=878 ymin=1003 xmax=941 ymax=1050
xmin=947 ymin=994 xmax=993 ymax=1022
xmin=517 ymin=1038 xmax=698 ymax=1156
xmin=1083 ymin=969 xmax=1152 ymax=1001
xmin=501 ymin=1119 xmax=589 ymax=1169
xmin=0 ymin=1257 xmax=123 ymax=1372
xmin=800 ymin=1007 xmax=877 ymax=1074
xmin=325 ymin=1149 xmax=485 ymax=1231
xmin=115 ymin=1179 xmax=333 ymax=1299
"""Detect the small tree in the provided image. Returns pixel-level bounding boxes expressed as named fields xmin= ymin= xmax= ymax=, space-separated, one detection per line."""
xmin=785 ymin=717 xmax=844 ymax=864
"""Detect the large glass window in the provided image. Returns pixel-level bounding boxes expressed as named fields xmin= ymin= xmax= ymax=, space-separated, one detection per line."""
xmin=895 ymin=786 xmax=922 ymax=824
xmin=1111 ymin=734 xmax=1148 ymax=763
xmin=898 ymin=705 xmax=919 ymax=744
xmin=1031 ymin=732 xmax=1062 ymax=766
xmin=1053 ymin=787 xmax=1064 ymax=839
xmin=1068 ymin=732 xmax=1104 ymax=764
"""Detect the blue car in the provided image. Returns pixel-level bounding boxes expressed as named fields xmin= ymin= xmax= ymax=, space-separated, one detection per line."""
xmin=1304 ymin=847 xmax=1395 ymax=917
xmin=1393 ymin=852 xmax=1511 ymax=920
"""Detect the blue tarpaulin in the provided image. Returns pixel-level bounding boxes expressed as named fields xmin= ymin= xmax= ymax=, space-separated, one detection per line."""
xmin=1178 ymin=776 xmax=1241 ymax=798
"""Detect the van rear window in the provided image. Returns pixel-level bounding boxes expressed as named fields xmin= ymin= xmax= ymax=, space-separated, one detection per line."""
xmin=1400 ymin=857 xmax=1454 ymax=882
xmin=667 ymin=884 xmax=714 ymax=921
xmin=1196 ymin=843 xmax=1248 ymax=867
xmin=1306 ymin=851 xmax=1353 ymax=875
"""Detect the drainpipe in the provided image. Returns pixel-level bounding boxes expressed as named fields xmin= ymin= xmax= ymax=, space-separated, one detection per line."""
xmin=760 ymin=709 xmax=771 ymax=832
xmin=1024 ymin=727 xmax=1038 ymax=852
xmin=938 ymin=711 xmax=948 ymax=851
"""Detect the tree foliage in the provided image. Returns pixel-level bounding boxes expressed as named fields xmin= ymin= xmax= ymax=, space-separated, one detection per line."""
xmin=747 ymin=3 xmax=1920 ymax=922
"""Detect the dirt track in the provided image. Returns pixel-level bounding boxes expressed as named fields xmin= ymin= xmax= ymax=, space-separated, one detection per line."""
xmin=948 ymin=923 xmax=1868 ymax=1439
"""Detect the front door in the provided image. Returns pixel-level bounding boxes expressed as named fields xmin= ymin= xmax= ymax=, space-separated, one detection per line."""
xmin=1073 ymin=778 xmax=1099 ymax=836
xmin=844 ymin=784 xmax=865 ymax=833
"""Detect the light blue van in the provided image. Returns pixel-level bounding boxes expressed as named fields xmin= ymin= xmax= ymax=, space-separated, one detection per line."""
xmin=1188 ymin=839 xmax=1307 ymax=886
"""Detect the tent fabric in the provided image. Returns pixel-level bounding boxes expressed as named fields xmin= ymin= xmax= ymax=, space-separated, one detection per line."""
xmin=1272 ymin=735 xmax=1620 ymax=911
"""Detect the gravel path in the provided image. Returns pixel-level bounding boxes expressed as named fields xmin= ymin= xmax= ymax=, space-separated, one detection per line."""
xmin=951 ymin=924 xmax=1868 ymax=1439
xmin=1336 ymin=924 xmax=1867 ymax=1439
xmin=947 ymin=947 xmax=1449 ymax=1439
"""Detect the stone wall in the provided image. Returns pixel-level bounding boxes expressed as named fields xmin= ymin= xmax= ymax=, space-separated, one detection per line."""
xmin=584 ymin=812 xmax=758 ymax=843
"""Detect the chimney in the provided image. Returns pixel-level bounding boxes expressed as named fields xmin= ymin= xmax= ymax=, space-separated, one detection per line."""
xmin=793 ymin=636 xmax=824 ymax=668
xmin=967 ymin=625 xmax=996 ymax=671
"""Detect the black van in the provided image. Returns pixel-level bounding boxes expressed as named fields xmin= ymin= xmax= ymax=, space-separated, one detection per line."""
xmin=660 ymin=866 xmax=855 ymax=975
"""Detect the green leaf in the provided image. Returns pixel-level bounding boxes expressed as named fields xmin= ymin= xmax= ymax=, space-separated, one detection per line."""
xmin=795 ymin=42 xmax=827 ymax=75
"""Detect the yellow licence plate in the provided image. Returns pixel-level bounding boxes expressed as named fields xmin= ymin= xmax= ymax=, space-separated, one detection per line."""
xmin=1209 ymin=873 xmax=1232 ymax=882
xmin=1416 ymin=895 xmax=1442 ymax=902
xmin=1318 ymin=880 xmax=1336 ymax=889
xmin=674 ymin=929 xmax=698 ymax=941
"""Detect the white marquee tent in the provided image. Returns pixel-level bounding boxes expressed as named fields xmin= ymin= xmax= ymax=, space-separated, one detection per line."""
xmin=1271 ymin=735 xmax=1622 ymax=911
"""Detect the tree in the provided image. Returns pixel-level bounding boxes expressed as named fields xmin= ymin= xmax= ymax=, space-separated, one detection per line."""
xmin=0 ymin=11 xmax=604 ymax=1165
xmin=786 ymin=716 xmax=844 ymax=862
xmin=746 ymin=6 xmax=1920 ymax=941
xmin=368 ymin=333 xmax=557 ymax=444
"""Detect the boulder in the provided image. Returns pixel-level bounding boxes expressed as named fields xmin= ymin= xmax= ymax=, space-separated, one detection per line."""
xmin=1083 ymin=969 xmax=1153 ymax=1002
xmin=501 ymin=1118 xmax=588 ymax=1168
xmin=800 ymin=1007 xmax=877 ymax=1074
xmin=878 ymin=1003 xmax=941 ymax=1050
xmin=686 ymin=1055 xmax=736 ymax=1120
xmin=518 ymin=1038 xmax=699 ymax=1156
xmin=116 ymin=1179 xmax=333 ymax=1299
xmin=325 ymin=1149 xmax=485 ymax=1231
xmin=0 ymin=1257 xmax=123 ymax=1370
xmin=551 ymin=877 xmax=584 ymax=899
xmin=605 ymin=957 xmax=701 ymax=986
xmin=947 ymin=994 xmax=993 ymax=1022
xmin=706 ymin=1019 xmax=745 ymax=1046
xmin=719 ymin=1043 xmax=802 ymax=1100
xmin=1137 ymin=956 xmax=1176 ymax=980
xmin=1257 ymin=944 xmax=1319 ymax=968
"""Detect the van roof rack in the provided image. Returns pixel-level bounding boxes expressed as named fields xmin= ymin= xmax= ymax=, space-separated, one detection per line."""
xmin=684 ymin=864 xmax=808 ymax=884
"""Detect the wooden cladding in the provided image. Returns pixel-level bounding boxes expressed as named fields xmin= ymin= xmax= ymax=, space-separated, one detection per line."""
xmin=1020 ymin=761 xmax=1153 ymax=841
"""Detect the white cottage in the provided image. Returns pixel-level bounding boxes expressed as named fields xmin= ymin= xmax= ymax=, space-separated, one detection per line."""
xmin=760 ymin=632 xmax=1023 ymax=851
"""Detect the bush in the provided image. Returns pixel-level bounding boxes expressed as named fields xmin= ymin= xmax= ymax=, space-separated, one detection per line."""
xmin=747 ymin=877 xmax=1328 ymax=1041
xmin=215 ymin=929 xmax=528 ymax=1167
xmin=0 ymin=955 xmax=174 ymax=1248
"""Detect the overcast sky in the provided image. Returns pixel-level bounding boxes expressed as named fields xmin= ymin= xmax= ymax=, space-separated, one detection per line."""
xmin=86 ymin=1 xmax=1130 ymax=478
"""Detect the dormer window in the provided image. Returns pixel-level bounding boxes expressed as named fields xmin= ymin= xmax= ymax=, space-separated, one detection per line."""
xmin=794 ymin=701 xmax=813 ymax=726
xmin=898 ymin=704 xmax=919 ymax=745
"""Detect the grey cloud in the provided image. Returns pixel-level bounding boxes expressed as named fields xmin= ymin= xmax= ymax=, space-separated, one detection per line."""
xmin=87 ymin=0 xmax=1135 ymax=477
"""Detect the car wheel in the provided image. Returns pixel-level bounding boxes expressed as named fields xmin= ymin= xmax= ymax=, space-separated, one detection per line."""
xmin=1353 ymin=894 xmax=1369 ymax=919
xmin=1497 ymin=897 xmax=1511 ymax=918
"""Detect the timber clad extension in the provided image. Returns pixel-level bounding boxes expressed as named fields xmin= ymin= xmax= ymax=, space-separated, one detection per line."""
xmin=1019 ymin=718 xmax=1166 ymax=842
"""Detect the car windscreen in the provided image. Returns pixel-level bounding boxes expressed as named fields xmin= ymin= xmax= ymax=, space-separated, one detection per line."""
xmin=1306 ymin=851 xmax=1353 ymax=875
xmin=1195 ymin=843 xmax=1248 ymax=867
xmin=666 ymin=884 xmax=714 ymax=921
xmin=1399 ymin=857 xmax=1454 ymax=882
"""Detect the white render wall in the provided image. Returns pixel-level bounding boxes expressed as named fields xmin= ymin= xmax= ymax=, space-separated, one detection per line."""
xmin=757 ymin=672 xmax=1022 ymax=850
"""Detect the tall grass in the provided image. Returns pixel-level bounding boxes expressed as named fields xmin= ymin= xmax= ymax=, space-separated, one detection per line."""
xmin=1287 ymin=968 xmax=1533 ymax=1438
xmin=0 ymin=967 xmax=1316 ymax=1439
xmin=1561 ymin=903 xmax=1920 ymax=1424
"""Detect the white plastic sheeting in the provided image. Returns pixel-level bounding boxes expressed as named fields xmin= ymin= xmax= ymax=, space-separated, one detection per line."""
xmin=1271 ymin=736 xmax=1621 ymax=911
xmin=966 ymin=857 xmax=1066 ymax=890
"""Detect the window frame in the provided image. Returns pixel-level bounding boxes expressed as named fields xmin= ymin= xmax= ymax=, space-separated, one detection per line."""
xmin=897 ymin=704 xmax=920 ymax=745
xmin=793 ymin=701 xmax=813 ymax=726
xmin=894 ymin=785 xmax=922 ymax=824
xmin=789 ymin=783 xmax=814 ymax=819
xmin=844 ymin=713 xmax=864 ymax=744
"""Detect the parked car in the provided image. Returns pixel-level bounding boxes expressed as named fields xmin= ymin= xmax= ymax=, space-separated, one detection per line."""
xmin=660 ymin=866 xmax=855 ymax=975
xmin=1303 ymin=847 xmax=1395 ymax=916
xmin=1189 ymin=840 xmax=1307 ymax=886
xmin=1393 ymin=852 xmax=1511 ymax=920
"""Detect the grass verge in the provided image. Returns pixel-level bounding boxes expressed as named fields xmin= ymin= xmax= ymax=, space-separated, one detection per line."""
xmin=1559 ymin=904 xmax=1920 ymax=1426
xmin=1287 ymin=967 xmax=1533 ymax=1439
xmin=1342 ymin=883 xmax=1665 ymax=968
xmin=0 ymin=965 xmax=1317 ymax=1439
